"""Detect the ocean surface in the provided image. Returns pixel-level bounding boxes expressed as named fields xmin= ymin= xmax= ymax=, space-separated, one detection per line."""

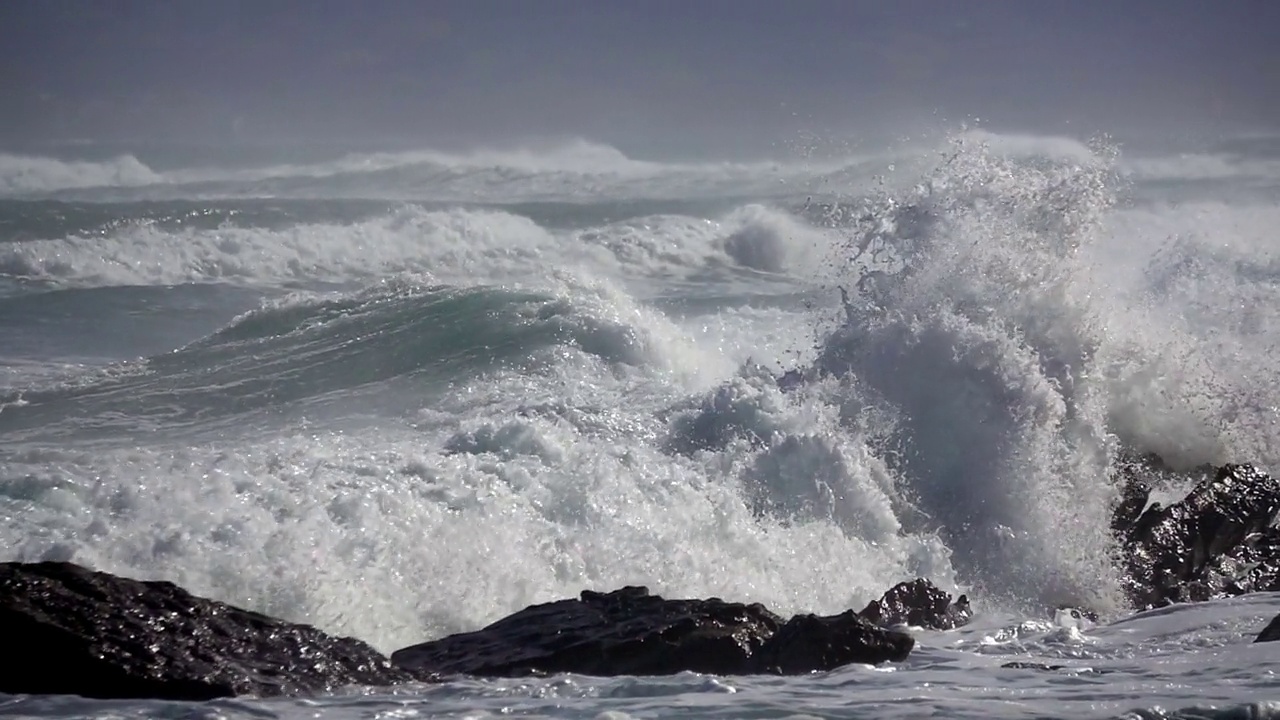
xmin=2 ymin=129 xmax=1279 ymax=719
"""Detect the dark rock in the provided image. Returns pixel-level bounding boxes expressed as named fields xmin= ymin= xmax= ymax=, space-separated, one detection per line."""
xmin=753 ymin=610 xmax=915 ymax=674
xmin=1235 ymin=527 xmax=1280 ymax=594
xmin=1109 ymin=451 xmax=1217 ymax=544
xmin=1118 ymin=464 xmax=1280 ymax=610
xmin=391 ymin=586 xmax=913 ymax=677
xmin=0 ymin=561 xmax=412 ymax=700
xmin=859 ymin=578 xmax=973 ymax=630
xmin=1255 ymin=613 xmax=1280 ymax=643
xmin=1111 ymin=464 xmax=1152 ymax=540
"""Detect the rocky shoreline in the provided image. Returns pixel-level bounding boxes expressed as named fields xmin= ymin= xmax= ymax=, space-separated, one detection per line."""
xmin=3 ymin=459 xmax=1279 ymax=701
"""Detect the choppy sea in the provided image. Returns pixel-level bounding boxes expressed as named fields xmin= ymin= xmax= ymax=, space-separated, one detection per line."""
xmin=2 ymin=130 xmax=1280 ymax=718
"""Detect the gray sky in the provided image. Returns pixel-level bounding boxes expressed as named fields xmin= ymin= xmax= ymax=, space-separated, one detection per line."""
xmin=2 ymin=0 xmax=1277 ymax=158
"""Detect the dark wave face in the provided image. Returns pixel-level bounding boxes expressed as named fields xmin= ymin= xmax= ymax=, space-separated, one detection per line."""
xmin=0 ymin=280 xmax=670 ymax=442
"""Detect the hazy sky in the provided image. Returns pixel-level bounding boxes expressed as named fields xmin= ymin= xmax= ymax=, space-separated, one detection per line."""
xmin=3 ymin=0 xmax=1277 ymax=157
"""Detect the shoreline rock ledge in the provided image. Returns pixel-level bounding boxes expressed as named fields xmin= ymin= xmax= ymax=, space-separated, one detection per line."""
xmin=0 ymin=559 xmax=952 ymax=700
xmin=0 ymin=561 xmax=412 ymax=701
xmin=390 ymin=585 xmax=915 ymax=677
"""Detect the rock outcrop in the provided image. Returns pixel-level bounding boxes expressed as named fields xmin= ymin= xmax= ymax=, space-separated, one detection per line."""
xmin=1256 ymin=613 xmax=1280 ymax=643
xmin=1113 ymin=462 xmax=1280 ymax=609
xmin=859 ymin=578 xmax=972 ymax=630
xmin=0 ymin=561 xmax=412 ymax=700
xmin=390 ymin=585 xmax=914 ymax=677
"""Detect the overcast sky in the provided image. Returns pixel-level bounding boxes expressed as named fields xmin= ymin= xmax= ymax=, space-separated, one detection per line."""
xmin=2 ymin=0 xmax=1277 ymax=158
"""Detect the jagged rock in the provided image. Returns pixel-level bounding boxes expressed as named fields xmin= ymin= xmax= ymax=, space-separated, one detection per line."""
xmin=859 ymin=578 xmax=973 ymax=630
xmin=1256 ymin=613 xmax=1280 ymax=643
xmin=757 ymin=610 xmax=913 ymax=673
xmin=1111 ymin=466 xmax=1152 ymax=539
xmin=1238 ymin=527 xmax=1280 ymax=593
xmin=391 ymin=586 xmax=913 ymax=677
xmin=0 ymin=561 xmax=413 ymax=700
xmin=1117 ymin=463 xmax=1280 ymax=609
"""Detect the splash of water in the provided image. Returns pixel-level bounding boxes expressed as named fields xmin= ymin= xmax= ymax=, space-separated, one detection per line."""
xmin=800 ymin=133 xmax=1128 ymax=612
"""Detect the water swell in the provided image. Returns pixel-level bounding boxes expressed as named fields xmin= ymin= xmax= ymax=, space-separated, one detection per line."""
xmin=0 ymin=277 xmax=675 ymax=441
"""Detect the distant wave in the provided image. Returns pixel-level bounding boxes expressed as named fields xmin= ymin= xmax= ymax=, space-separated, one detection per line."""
xmin=0 ymin=153 xmax=163 ymax=194
xmin=0 ymin=203 xmax=835 ymax=289
xmin=8 ymin=131 xmax=1276 ymax=203
xmin=1121 ymin=153 xmax=1280 ymax=183
xmin=0 ymin=139 xmax=864 ymax=202
xmin=0 ymin=206 xmax=558 ymax=288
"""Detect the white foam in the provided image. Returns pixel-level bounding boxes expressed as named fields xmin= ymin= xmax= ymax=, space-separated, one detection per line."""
xmin=0 ymin=365 xmax=943 ymax=654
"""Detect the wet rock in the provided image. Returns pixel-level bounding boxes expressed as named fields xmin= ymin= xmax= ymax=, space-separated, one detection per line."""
xmin=1117 ymin=463 xmax=1280 ymax=609
xmin=1224 ymin=523 xmax=1280 ymax=593
xmin=1255 ymin=613 xmax=1280 ymax=643
xmin=1111 ymin=465 xmax=1152 ymax=539
xmin=756 ymin=609 xmax=914 ymax=673
xmin=859 ymin=578 xmax=973 ymax=630
xmin=0 ymin=561 xmax=412 ymax=700
xmin=391 ymin=586 xmax=913 ymax=677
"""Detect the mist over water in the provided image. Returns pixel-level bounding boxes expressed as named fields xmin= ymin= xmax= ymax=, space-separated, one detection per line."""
xmin=2 ymin=128 xmax=1280 ymax=719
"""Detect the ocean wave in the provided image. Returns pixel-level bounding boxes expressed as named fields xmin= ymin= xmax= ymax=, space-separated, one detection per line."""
xmin=576 ymin=203 xmax=833 ymax=278
xmin=7 ymin=132 xmax=1280 ymax=205
xmin=0 ymin=153 xmax=163 ymax=195
xmin=0 ymin=274 xmax=703 ymax=440
xmin=0 ymin=206 xmax=564 ymax=288
xmin=0 ymin=138 xmax=862 ymax=202
xmin=0 ymin=202 xmax=833 ymax=290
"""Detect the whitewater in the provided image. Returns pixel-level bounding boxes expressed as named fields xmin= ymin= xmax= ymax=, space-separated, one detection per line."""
xmin=2 ymin=128 xmax=1279 ymax=719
